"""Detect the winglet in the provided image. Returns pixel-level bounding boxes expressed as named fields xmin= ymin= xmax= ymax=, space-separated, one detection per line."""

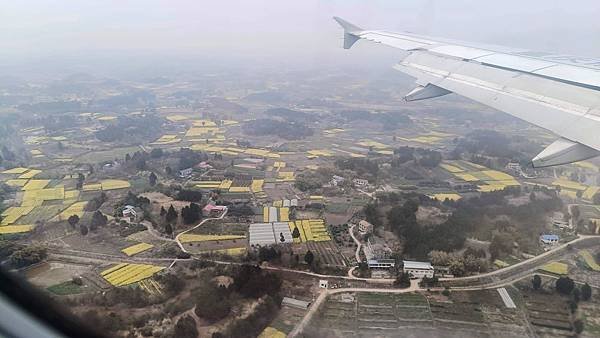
xmin=333 ymin=16 xmax=363 ymax=49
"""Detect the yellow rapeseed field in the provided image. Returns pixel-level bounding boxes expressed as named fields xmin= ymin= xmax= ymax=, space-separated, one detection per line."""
xmin=481 ymin=170 xmax=514 ymax=181
xmin=218 ymin=180 xmax=233 ymax=190
xmin=1 ymin=206 xmax=35 ymax=225
xmin=258 ymin=327 xmax=287 ymax=338
xmin=18 ymin=169 xmax=42 ymax=179
xmin=280 ymin=207 xmax=290 ymax=222
xmin=552 ymin=179 xmax=587 ymax=191
xmin=307 ymin=149 xmax=334 ymax=157
xmin=55 ymin=201 xmax=88 ymax=221
xmin=229 ymin=186 xmax=251 ymax=192
xmin=22 ymin=187 xmax=65 ymax=205
xmin=440 ymin=163 xmax=464 ymax=173
xmin=582 ymin=186 xmax=600 ymax=200
xmin=5 ymin=179 xmax=29 ymax=187
xmin=151 ymin=135 xmax=181 ymax=145
xmin=540 ymin=261 xmax=568 ymax=275
xmin=198 ymin=247 xmax=247 ymax=256
xmin=101 ymin=180 xmax=131 ymax=190
xmin=0 ymin=225 xmax=34 ymax=234
xmin=454 ymin=173 xmax=479 ymax=182
xmin=121 ymin=243 xmax=154 ymax=256
xmin=22 ymin=179 xmax=51 ymax=191
xmin=251 ymin=179 xmax=264 ymax=193
xmin=430 ymin=193 xmax=461 ymax=201
xmin=101 ymin=263 xmax=164 ymax=286
xmin=579 ymin=250 xmax=600 ymax=271
xmin=82 ymin=183 xmax=102 ymax=191
xmin=2 ymin=167 xmax=29 ymax=174
xmin=357 ymin=140 xmax=388 ymax=149
xmin=288 ymin=219 xmax=330 ymax=242
xmin=97 ymin=116 xmax=117 ymax=121
xmin=166 ymin=115 xmax=189 ymax=122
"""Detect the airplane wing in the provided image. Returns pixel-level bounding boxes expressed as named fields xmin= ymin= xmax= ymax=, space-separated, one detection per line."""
xmin=334 ymin=17 xmax=600 ymax=167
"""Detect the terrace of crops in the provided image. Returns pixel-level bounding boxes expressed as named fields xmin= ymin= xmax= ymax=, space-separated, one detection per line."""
xmin=312 ymin=290 xmax=530 ymax=338
xmin=439 ymin=160 xmax=520 ymax=192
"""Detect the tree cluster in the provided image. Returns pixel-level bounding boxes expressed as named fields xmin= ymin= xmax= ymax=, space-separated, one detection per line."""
xmin=176 ymin=189 xmax=203 ymax=202
xmin=181 ymin=203 xmax=202 ymax=224
xmin=9 ymin=245 xmax=47 ymax=268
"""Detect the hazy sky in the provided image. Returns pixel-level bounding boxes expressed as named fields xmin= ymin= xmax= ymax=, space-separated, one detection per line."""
xmin=1 ymin=0 xmax=600 ymax=76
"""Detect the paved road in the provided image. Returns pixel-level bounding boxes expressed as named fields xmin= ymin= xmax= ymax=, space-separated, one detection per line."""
xmin=288 ymin=234 xmax=600 ymax=337
xmin=441 ymin=234 xmax=598 ymax=283
xmin=348 ymin=224 xmax=362 ymax=263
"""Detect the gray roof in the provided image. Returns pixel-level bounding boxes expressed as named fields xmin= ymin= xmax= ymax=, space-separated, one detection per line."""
xmin=403 ymin=260 xmax=433 ymax=270
xmin=249 ymin=222 xmax=292 ymax=246
xmin=282 ymin=297 xmax=310 ymax=309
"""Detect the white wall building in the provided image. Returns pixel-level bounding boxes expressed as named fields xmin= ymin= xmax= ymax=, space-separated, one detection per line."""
xmin=403 ymin=260 xmax=434 ymax=279
xmin=353 ymin=178 xmax=369 ymax=187
xmin=358 ymin=220 xmax=373 ymax=234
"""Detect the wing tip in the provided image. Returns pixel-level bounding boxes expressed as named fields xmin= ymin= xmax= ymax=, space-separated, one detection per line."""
xmin=333 ymin=16 xmax=363 ymax=33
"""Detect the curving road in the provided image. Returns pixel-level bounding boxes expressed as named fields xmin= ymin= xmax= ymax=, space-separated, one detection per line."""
xmin=174 ymin=207 xmax=229 ymax=253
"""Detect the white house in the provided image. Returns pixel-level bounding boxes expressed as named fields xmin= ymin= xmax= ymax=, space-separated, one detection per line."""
xmin=403 ymin=260 xmax=434 ymax=279
xmin=330 ymin=175 xmax=345 ymax=187
xmin=122 ymin=205 xmax=137 ymax=221
xmin=353 ymin=178 xmax=369 ymax=187
xmin=358 ymin=220 xmax=373 ymax=234
xmin=179 ymin=168 xmax=193 ymax=178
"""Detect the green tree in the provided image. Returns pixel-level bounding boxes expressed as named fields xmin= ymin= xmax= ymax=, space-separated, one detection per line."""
xmin=292 ymin=226 xmax=300 ymax=239
xmin=532 ymin=274 xmax=542 ymax=290
xmin=166 ymin=205 xmax=178 ymax=223
xmin=67 ymin=214 xmax=80 ymax=229
xmin=442 ymin=287 xmax=451 ymax=296
xmin=10 ymin=246 xmax=47 ymax=268
xmin=304 ymin=250 xmax=314 ymax=265
xmin=150 ymin=148 xmax=163 ymax=158
xmin=181 ymin=203 xmax=201 ymax=224
xmin=90 ymin=211 xmax=107 ymax=230
xmin=149 ymin=172 xmax=157 ymax=186
xmin=581 ymin=283 xmax=592 ymax=301
xmin=174 ymin=315 xmax=198 ymax=338
xmin=574 ymin=319 xmax=584 ymax=334
xmin=448 ymin=259 xmax=466 ymax=277
xmin=194 ymin=284 xmax=231 ymax=323
xmin=556 ymin=276 xmax=575 ymax=295
xmin=593 ymin=192 xmax=600 ymax=204
xmin=165 ymin=222 xmax=173 ymax=236
xmin=571 ymin=205 xmax=580 ymax=220
xmin=393 ymin=272 xmax=411 ymax=288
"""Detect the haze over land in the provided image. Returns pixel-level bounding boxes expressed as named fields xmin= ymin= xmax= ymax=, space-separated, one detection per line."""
xmin=1 ymin=2 xmax=600 ymax=338
xmin=1 ymin=0 xmax=600 ymax=79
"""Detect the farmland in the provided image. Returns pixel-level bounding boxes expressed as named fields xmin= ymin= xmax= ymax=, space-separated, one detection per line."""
xmin=311 ymin=290 xmax=530 ymax=337
xmin=101 ymin=263 xmax=165 ymax=286
xmin=1 ymin=43 xmax=600 ymax=338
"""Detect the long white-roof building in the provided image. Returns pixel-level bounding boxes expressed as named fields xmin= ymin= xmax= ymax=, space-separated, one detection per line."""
xmin=403 ymin=260 xmax=434 ymax=278
xmin=249 ymin=222 xmax=293 ymax=247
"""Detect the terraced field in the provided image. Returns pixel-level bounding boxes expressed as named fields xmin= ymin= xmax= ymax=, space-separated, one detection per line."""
xmin=101 ymin=263 xmax=164 ymax=286
xmin=313 ymin=290 xmax=531 ymax=337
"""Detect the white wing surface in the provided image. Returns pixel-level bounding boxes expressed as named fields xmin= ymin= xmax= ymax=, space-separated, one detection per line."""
xmin=334 ymin=17 xmax=600 ymax=167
